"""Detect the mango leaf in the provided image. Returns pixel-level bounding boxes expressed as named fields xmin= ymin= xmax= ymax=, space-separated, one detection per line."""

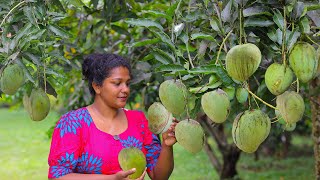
xmin=179 ymin=32 xmax=189 ymax=45
xmin=307 ymin=10 xmax=320 ymax=27
xmin=51 ymin=0 xmax=66 ymax=12
xmin=207 ymin=81 xmax=223 ymax=89
xmin=39 ymin=77 xmax=58 ymax=97
xmin=267 ymin=29 xmax=277 ymax=42
xmin=291 ymin=2 xmax=304 ymax=19
xmin=243 ymin=6 xmax=272 ymax=17
xmin=234 ymin=0 xmax=249 ymax=6
xmin=130 ymin=38 xmax=160 ymax=48
xmin=244 ymin=18 xmax=274 ymax=27
xmin=152 ymin=49 xmax=174 ymax=65
xmin=23 ymin=52 xmax=41 ymax=66
xmin=48 ymin=24 xmax=71 ymax=38
xmin=273 ymin=9 xmax=284 ymax=30
xmin=23 ymin=6 xmax=37 ymax=26
xmin=276 ymin=28 xmax=282 ymax=45
xmin=190 ymin=33 xmax=215 ymax=41
xmin=143 ymin=10 xmax=172 ymax=22
xmin=221 ymin=0 xmax=232 ymax=23
xmin=184 ymin=11 xmax=203 ymax=22
xmin=189 ymin=86 xmax=208 ymax=93
xmin=149 ymin=28 xmax=175 ymax=50
xmin=166 ymin=2 xmax=178 ymax=17
xmin=125 ymin=18 xmax=164 ymax=30
xmin=188 ymin=65 xmax=218 ymax=74
xmin=286 ymin=29 xmax=300 ymax=51
xmin=215 ymin=67 xmax=233 ymax=85
xmin=45 ymin=69 xmax=64 ymax=78
xmin=68 ymin=0 xmax=85 ymax=8
xmin=15 ymin=58 xmax=35 ymax=84
xmin=299 ymin=16 xmax=310 ymax=34
xmin=210 ymin=16 xmax=222 ymax=32
xmin=155 ymin=64 xmax=185 ymax=72
xmin=111 ymin=25 xmax=130 ymax=36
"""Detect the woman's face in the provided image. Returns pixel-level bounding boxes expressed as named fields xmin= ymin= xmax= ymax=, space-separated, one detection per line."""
xmin=94 ymin=66 xmax=131 ymax=109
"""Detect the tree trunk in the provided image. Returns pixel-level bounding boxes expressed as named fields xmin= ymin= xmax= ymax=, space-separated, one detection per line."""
xmin=310 ymin=77 xmax=320 ymax=179
xmin=220 ymin=145 xmax=241 ymax=179
xmin=198 ymin=113 xmax=241 ymax=179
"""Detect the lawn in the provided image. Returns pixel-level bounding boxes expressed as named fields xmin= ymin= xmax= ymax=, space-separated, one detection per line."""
xmin=0 ymin=108 xmax=314 ymax=180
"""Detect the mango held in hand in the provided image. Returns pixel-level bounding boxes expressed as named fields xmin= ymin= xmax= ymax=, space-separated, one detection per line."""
xmin=147 ymin=102 xmax=173 ymax=134
xmin=289 ymin=42 xmax=318 ymax=83
xmin=118 ymin=147 xmax=146 ymax=179
xmin=201 ymin=89 xmax=230 ymax=123
xmin=276 ymin=91 xmax=305 ymax=124
xmin=265 ymin=63 xmax=294 ymax=95
xmin=0 ymin=64 xmax=25 ymax=95
xmin=24 ymin=88 xmax=51 ymax=121
xmin=175 ymin=119 xmax=204 ymax=154
xmin=159 ymin=79 xmax=188 ymax=116
xmin=232 ymin=109 xmax=271 ymax=153
xmin=226 ymin=43 xmax=262 ymax=82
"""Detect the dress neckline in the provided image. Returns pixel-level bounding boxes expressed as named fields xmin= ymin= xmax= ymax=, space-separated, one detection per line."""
xmin=84 ymin=107 xmax=130 ymax=138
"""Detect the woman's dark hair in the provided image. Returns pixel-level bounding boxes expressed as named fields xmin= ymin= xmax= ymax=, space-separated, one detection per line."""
xmin=82 ymin=53 xmax=132 ymax=95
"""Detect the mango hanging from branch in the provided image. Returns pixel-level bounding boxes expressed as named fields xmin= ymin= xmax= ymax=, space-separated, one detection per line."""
xmin=265 ymin=63 xmax=294 ymax=95
xmin=226 ymin=43 xmax=262 ymax=82
xmin=289 ymin=42 xmax=318 ymax=83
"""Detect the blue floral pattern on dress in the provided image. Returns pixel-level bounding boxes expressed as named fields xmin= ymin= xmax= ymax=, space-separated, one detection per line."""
xmin=50 ymin=152 xmax=77 ymax=178
xmin=120 ymin=136 xmax=143 ymax=150
xmin=145 ymin=134 xmax=161 ymax=171
xmin=56 ymin=108 xmax=92 ymax=137
xmin=76 ymin=152 xmax=103 ymax=174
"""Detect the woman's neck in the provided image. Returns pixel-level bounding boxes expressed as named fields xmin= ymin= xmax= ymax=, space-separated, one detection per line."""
xmin=90 ymin=100 xmax=120 ymax=123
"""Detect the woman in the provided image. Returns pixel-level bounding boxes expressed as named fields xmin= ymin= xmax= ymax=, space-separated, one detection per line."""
xmin=48 ymin=53 xmax=177 ymax=180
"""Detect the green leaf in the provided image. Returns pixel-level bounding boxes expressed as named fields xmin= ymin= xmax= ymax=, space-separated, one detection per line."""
xmin=215 ymin=66 xmax=233 ymax=85
xmin=188 ymin=65 xmax=218 ymax=74
xmin=15 ymin=58 xmax=36 ymax=84
xmin=299 ymin=16 xmax=310 ymax=34
xmin=244 ymin=18 xmax=274 ymax=27
xmin=130 ymin=38 xmax=160 ymax=48
xmin=273 ymin=10 xmax=284 ymax=30
xmin=221 ymin=0 xmax=232 ymax=23
xmin=143 ymin=10 xmax=172 ymax=22
xmin=190 ymin=33 xmax=215 ymax=41
xmin=243 ymin=6 xmax=272 ymax=17
xmin=210 ymin=16 xmax=222 ymax=33
xmin=125 ymin=18 xmax=164 ymax=30
xmin=152 ymin=49 xmax=174 ymax=65
xmin=155 ymin=64 xmax=185 ymax=72
xmin=68 ymin=0 xmax=85 ymax=7
xmin=48 ymin=24 xmax=71 ymax=38
xmin=179 ymin=32 xmax=189 ymax=45
xmin=267 ymin=29 xmax=277 ymax=42
xmin=23 ymin=52 xmax=41 ymax=66
xmin=51 ymin=0 xmax=66 ymax=12
xmin=166 ymin=2 xmax=178 ymax=17
xmin=149 ymin=27 xmax=175 ymax=51
xmin=23 ymin=6 xmax=37 ymax=26
xmin=189 ymin=86 xmax=208 ymax=93
xmin=286 ymin=29 xmax=300 ymax=51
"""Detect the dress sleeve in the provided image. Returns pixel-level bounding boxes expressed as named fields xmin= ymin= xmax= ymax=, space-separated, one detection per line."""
xmin=140 ymin=112 xmax=162 ymax=173
xmin=48 ymin=112 xmax=82 ymax=178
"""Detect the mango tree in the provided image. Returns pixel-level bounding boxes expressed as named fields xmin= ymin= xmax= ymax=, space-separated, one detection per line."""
xmin=124 ymin=0 xmax=320 ymax=179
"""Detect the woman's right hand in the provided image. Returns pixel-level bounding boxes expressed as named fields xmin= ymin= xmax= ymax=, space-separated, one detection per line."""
xmin=114 ymin=168 xmax=147 ymax=180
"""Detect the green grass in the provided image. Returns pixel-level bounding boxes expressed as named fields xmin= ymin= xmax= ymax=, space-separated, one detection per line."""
xmin=0 ymin=108 xmax=58 ymax=180
xmin=0 ymin=108 xmax=315 ymax=180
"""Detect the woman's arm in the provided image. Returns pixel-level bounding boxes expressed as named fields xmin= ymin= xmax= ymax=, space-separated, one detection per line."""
xmin=149 ymin=122 xmax=177 ymax=180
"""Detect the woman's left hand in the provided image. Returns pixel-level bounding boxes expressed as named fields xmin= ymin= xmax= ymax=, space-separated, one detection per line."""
xmin=161 ymin=118 xmax=178 ymax=146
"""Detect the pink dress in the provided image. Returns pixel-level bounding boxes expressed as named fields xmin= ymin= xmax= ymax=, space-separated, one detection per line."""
xmin=48 ymin=107 xmax=161 ymax=178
